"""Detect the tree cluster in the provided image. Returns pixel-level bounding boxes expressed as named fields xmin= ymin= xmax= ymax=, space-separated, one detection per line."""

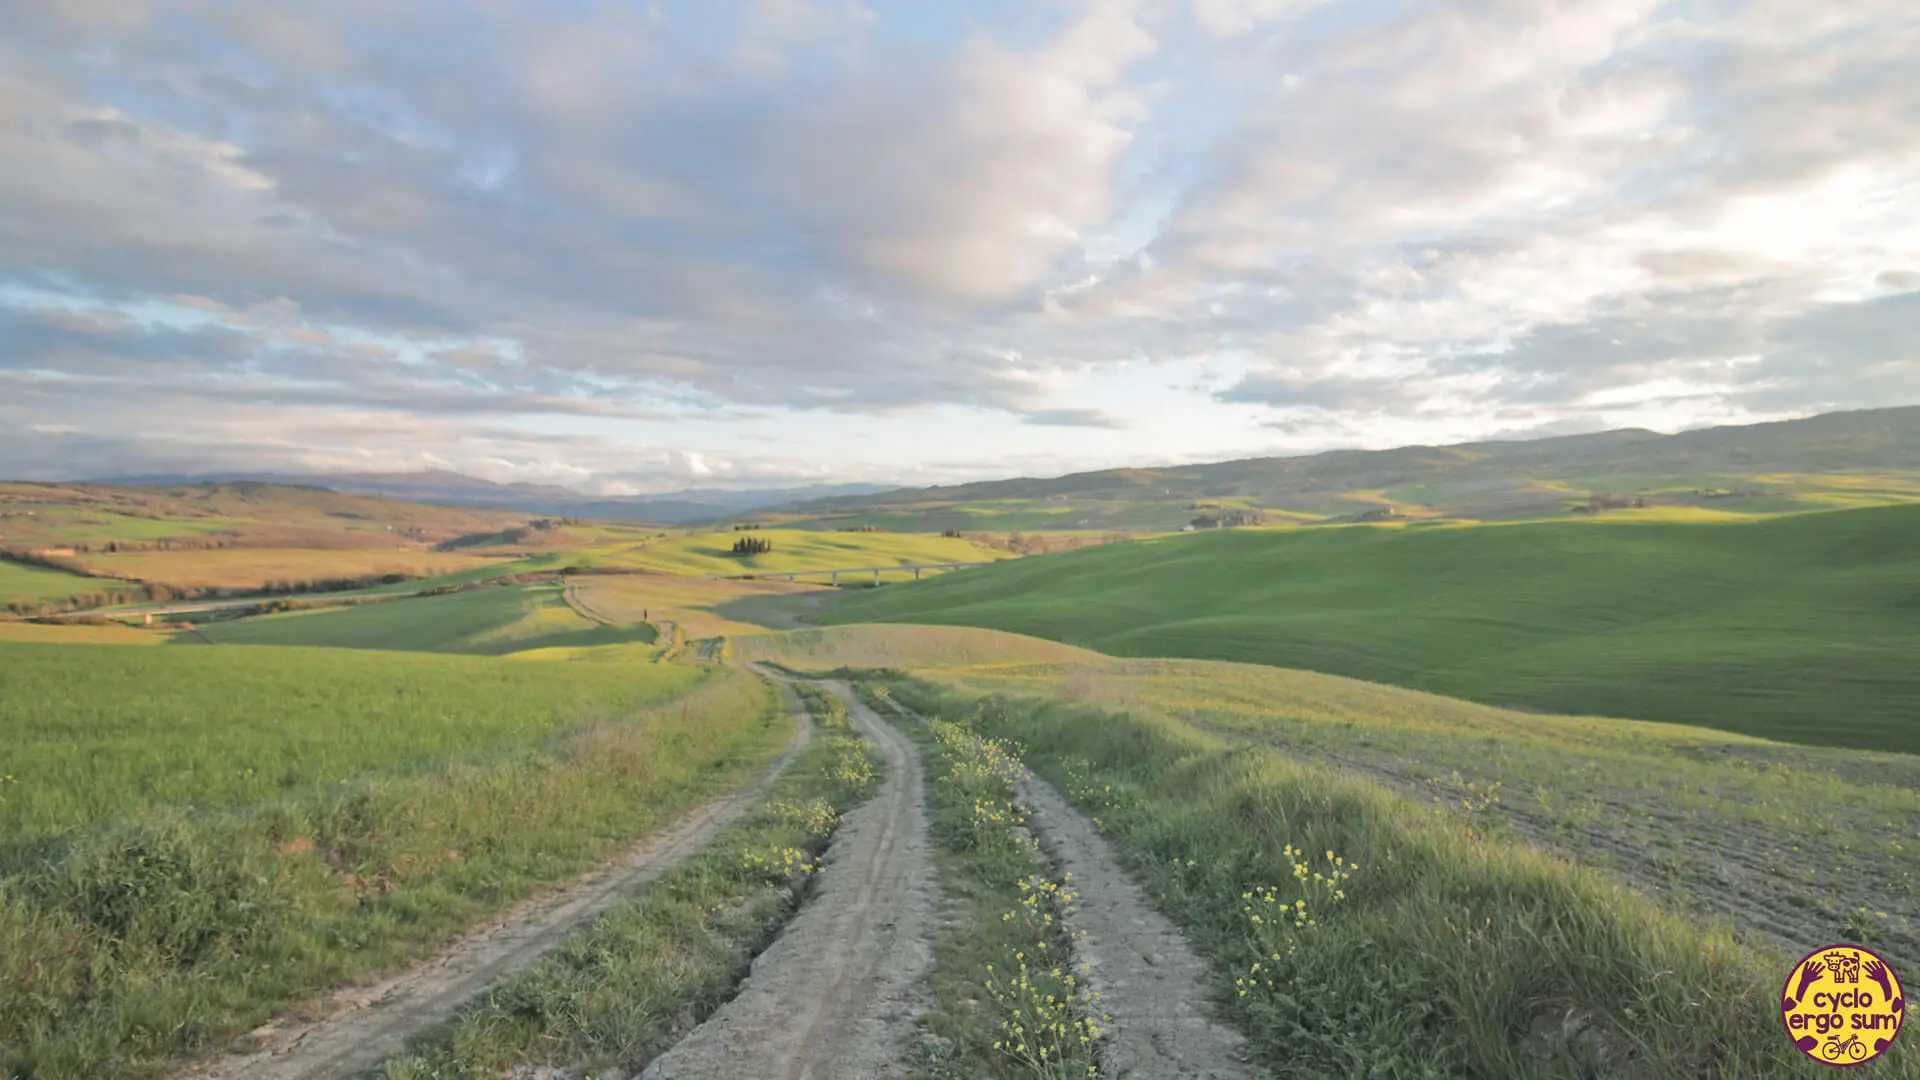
xmin=730 ymin=536 xmax=773 ymax=556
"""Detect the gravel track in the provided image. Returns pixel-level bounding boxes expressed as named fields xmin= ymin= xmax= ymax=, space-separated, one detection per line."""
xmin=636 ymin=677 xmax=937 ymax=1080
xmin=1015 ymin=776 xmax=1256 ymax=1080
xmin=871 ymin=694 xmax=1255 ymax=1080
xmin=173 ymin=690 xmax=813 ymax=1080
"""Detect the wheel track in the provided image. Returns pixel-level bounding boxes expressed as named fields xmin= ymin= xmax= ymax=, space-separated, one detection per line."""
xmin=172 ymin=686 xmax=813 ymax=1080
xmin=873 ymin=694 xmax=1255 ymax=1080
xmin=636 ymin=675 xmax=936 ymax=1080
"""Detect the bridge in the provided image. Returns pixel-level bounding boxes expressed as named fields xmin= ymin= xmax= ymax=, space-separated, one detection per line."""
xmin=705 ymin=561 xmax=996 ymax=585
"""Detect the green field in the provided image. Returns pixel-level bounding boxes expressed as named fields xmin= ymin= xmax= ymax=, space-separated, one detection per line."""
xmin=0 ymin=622 xmax=172 ymax=645
xmin=556 ymin=528 xmax=1011 ymax=578
xmin=0 ymin=559 xmax=136 ymax=607
xmin=858 ymin=674 xmax=1917 ymax=1077
xmin=826 ymin=504 xmax=1920 ymax=753
xmin=0 ymin=643 xmax=701 ymax=840
xmin=191 ymin=582 xmax=655 ymax=653
xmin=0 ymin=644 xmax=783 ymax=1079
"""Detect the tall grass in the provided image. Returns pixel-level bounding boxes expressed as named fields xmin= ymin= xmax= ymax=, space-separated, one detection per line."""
xmin=861 ymin=675 xmax=1915 ymax=1079
xmin=0 ymin=655 xmax=786 ymax=1079
xmin=0 ymin=643 xmax=701 ymax=839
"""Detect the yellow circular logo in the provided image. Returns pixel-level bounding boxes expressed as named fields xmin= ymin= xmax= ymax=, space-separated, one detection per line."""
xmin=1782 ymin=945 xmax=1905 ymax=1066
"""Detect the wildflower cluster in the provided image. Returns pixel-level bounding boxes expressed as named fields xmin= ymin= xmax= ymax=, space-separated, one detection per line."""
xmin=930 ymin=721 xmax=1037 ymax=855
xmin=798 ymin=684 xmax=851 ymax=729
xmin=1235 ymin=846 xmax=1358 ymax=998
xmin=987 ymin=874 xmax=1105 ymax=1078
xmin=741 ymin=844 xmax=823 ymax=880
xmin=829 ymin=736 xmax=877 ymax=790
xmin=0 ymin=772 xmax=14 ymax=808
xmin=1429 ymin=770 xmax=1503 ymax=813
xmin=767 ymin=798 xmax=839 ymax=838
xmin=1061 ymin=757 xmax=1124 ymax=833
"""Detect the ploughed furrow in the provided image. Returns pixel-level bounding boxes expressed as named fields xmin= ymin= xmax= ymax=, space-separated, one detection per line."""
xmin=637 ymin=677 xmax=937 ymax=1080
xmin=175 ymin=695 xmax=812 ymax=1080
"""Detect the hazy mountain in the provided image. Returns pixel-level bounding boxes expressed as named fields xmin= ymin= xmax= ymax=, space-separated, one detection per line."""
xmin=89 ymin=470 xmax=894 ymax=523
xmin=772 ymin=406 xmax=1920 ymax=525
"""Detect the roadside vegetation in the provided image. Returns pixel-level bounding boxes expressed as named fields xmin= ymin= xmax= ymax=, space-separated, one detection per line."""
xmin=873 ymin=685 xmax=1103 ymax=1080
xmin=827 ymin=503 xmax=1920 ymax=752
xmin=853 ymin=674 xmax=1916 ymax=1079
xmin=0 ymin=652 xmax=787 ymax=1080
xmin=378 ymin=682 xmax=883 ymax=1080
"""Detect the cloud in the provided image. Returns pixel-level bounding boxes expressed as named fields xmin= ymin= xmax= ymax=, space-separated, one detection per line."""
xmin=0 ymin=0 xmax=1915 ymax=488
xmin=1020 ymin=408 xmax=1133 ymax=429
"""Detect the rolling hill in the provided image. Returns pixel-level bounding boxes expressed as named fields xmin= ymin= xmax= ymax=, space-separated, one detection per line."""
xmin=771 ymin=405 xmax=1920 ymax=530
xmin=823 ymin=503 xmax=1920 ymax=753
xmin=91 ymin=470 xmax=892 ymax=523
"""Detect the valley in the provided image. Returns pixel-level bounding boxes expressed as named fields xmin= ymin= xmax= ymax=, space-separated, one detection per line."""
xmin=3 ymin=408 xmax=1918 ymax=1078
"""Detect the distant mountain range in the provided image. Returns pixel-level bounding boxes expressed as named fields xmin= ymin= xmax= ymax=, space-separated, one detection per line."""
xmin=768 ymin=405 xmax=1920 ymax=528
xmin=88 ymin=406 xmax=1920 ymax=529
xmin=89 ymin=470 xmax=894 ymax=524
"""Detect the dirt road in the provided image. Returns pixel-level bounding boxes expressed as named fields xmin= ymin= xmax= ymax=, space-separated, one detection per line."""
xmin=175 ymin=692 xmax=814 ymax=1080
xmin=1016 ymin=776 xmax=1254 ymax=1079
xmin=636 ymin=679 xmax=937 ymax=1080
xmin=871 ymin=693 xmax=1253 ymax=1080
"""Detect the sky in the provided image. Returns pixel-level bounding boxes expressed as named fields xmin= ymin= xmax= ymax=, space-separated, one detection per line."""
xmin=1 ymin=0 xmax=1916 ymax=495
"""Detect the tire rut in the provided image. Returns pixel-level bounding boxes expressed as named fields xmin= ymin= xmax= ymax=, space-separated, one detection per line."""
xmin=636 ymin=677 xmax=936 ymax=1080
xmin=174 ymin=693 xmax=813 ymax=1080
xmin=872 ymin=694 xmax=1254 ymax=1080
xmin=1015 ymin=776 xmax=1255 ymax=1080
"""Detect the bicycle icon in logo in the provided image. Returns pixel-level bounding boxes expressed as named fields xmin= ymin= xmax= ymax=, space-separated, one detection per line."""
xmin=1821 ymin=1033 xmax=1870 ymax=1063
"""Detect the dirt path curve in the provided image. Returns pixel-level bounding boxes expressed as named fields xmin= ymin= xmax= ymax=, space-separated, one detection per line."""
xmin=1016 ymin=776 xmax=1255 ymax=1080
xmin=872 ymin=695 xmax=1253 ymax=1080
xmin=562 ymin=578 xmax=617 ymax=625
xmin=636 ymin=676 xmax=936 ymax=1080
xmin=174 ymin=687 xmax=814 ymax=1080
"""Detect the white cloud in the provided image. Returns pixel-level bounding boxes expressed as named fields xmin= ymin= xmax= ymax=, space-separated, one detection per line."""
xmin=0 ymin=0 xmax=1914 ymax=488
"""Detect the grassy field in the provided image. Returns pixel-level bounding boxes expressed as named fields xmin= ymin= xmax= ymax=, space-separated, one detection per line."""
xmin=0 ymin=481 xmax=530 ymax=549
xmin=0 ymin=646 xmax=786 ymax=1079
xmin=827 ymin=504 xmax=1920 ymax=753
xmin=858 ymin=674 xmax=1918 ymax=1078
xmin=74 ymin=548 xmax=516 ymax=591
xmin=556 ymin=528 xmax=1012 ymax=578
xmin=735 ymin=623 xmax=1920 ymax=974
xmin=729 ymin=624 xmax=1103 ymax=670
xmin=0 ymin=622 xmax=174 ymax=645
xmin=574 ymin=574 xmax=837 ymax=637
xmin=191 ymin=583 xmax=655 ymax=654
xmin=0 ymin=642 xmax=702 ymax=839
xmin=0 ymin=559 xmax=137 ymax=606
